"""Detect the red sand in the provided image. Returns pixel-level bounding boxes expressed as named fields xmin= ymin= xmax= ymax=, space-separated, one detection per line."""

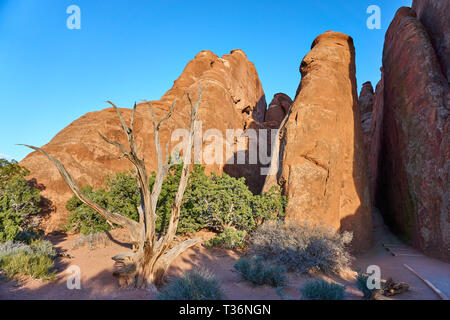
xmin=1 ymin=216 xmax=448 ymax=300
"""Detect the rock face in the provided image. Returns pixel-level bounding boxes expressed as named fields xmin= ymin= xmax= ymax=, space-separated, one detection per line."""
xmin=21 ymin=49 xmax=267 ymax=232
xmin=412 ymin=0 xmax=450 ymax=82
xmin=367 ymin=73 xmax=384 ymax=205
xmin=264 ymin=93 xmax=293 ymax=127
xmin=359 ymin=82 xmax=375 ymax=156
xmin=378 ymin=7 xmax=450 ymax=260
xmin=265 ymin=31 xmax=372 ymax=252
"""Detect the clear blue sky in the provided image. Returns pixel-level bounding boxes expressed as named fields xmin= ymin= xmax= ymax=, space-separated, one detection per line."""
xmin=0 ymin=0 xmax=411 ymax=161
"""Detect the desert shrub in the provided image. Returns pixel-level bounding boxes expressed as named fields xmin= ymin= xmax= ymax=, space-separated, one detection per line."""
xmin=71 ymin=232 xmax=110 ymax=250
xmin=66 ymin=165 xmax=286 ymax=238
xmin=0 ymin=241 xmax=32 ymax=258
xmin=250 ymin=221 xmax=353 ymax=275
xmin=0 ymin=251 xmax=55 ymax=280
xmin=65 ymin=186 xmax=111 ymax=234
xmin=252 ymin=186 xmax=288 ymax=225
xmin=66 ymin=171 xmax=143 ymax=235
xmin=234 ymin=256 xmax=287 ymax=287
xmin=157 ymin=268 xmax=224 ymax=300
xmin=0 ymin=159 xmax=41 ymax=242
xmin=205 ymin=227 xmax=247 ymax=249
xmin=0 ymin=239 xmax=56 ymax=280
xmin=30 ymin=239 xmax=57 ymax=258
xmin=300 ymin=279 xmax=345 ymax=300
xmin=157 ymin=167 xmax=286 ymax=234
xmin=356 ymin=271 xmax=383 ymax=300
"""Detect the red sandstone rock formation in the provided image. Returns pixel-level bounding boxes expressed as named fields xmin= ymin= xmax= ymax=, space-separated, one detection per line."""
xmin=379 ymin=7 xmax=449 ymax=260
xmin=264 ymin=31 xmax=372 ymax=252
xmin=359 ymin=82 xmax=374 ymax=156
xmin=21 ymin=49 xmax=267 ymax=232
xmin=264 ymin=93 xmax=293 ymax=127
xmin=367 ymin=71 xmax=384 ymax=206
xmin=412 ymin=0 xmax=450 ymax=82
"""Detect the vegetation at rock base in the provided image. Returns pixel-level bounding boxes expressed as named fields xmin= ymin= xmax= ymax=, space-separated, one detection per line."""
xmin=0 ymin=159 xmax=41 ymax=242
xmin=300 ymin=279 xmax=345 ymax=300
xmin=0 ymin=239 xmax=57 ymax=281
xmin=234 ymin=256 xmax=287 ymax=287
xmin=250 ymin=221 xmax=353 ymax=275
xmin=157 ymin=268 xmax=224 ymax=300
xmin=205 ymin=227 xmax=247 ymax=249
xmin=0 ymin=160 xmax=59 ymax=281
xmin=66 ymin=165 xmax=287 ymax=242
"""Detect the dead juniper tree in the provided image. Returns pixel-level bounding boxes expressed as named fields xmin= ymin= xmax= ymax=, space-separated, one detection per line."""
xmin=22 ymin=86 xmax=204 ymax=290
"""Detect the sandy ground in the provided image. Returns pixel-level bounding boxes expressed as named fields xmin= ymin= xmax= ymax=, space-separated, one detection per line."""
xmin=0 ymin=213 xmax=448 ymax=300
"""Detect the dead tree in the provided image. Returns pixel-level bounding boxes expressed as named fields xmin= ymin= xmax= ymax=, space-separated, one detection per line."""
xmin=22 ymin=86 xmax=204 ymax=290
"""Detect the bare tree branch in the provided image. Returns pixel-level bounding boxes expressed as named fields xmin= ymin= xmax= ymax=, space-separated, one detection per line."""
xmin=21 ymin=86 xmax=205 ymax=289
xmin=19 ymin=144 xmax=141 ymax=243
xmin=159 ymin=85 xmax=203 ymax=249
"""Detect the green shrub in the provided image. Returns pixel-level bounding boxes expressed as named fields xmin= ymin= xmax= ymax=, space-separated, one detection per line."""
xmin=65 ymin=170 xmax=142 ymax=235
xmin=0 ymin=239 xmax=56 ymax=280
xmin=234 ymin=256 xmax=286 ymax=287
xmin=30 ymin=239 xmax=57 ymax=258
xmin=66 ymin=165 xmax=287 ymax=237
xmin=250 ymin=221 xmax=353 ymax=275
xmin=0 ymin=251 xmax=55 ymax=280
xmin=0 ymin=159 xmax=41 ymax=242
xmin=356 ymin=271 xmax=382 ymax=300
xmin=252 ymin=186 xmax=288 ymax=225
xmin=205 ymin=228 xmax=247 ymax=249
xmin=300 ymin=279 xmax=345 ymax=300
xmin=157 ymin=268 xmax=224 ymax=300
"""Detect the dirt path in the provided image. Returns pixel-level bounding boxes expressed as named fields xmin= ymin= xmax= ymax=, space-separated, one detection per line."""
xmin=0 ymin=215 xmax=448 ymax=300
xmin=353 ymin=211 xmax=450 ymax=300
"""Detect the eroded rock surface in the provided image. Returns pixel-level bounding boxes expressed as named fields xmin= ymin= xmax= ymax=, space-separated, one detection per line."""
xmin=359 ymin=82 xmax=375 ymax=156
xmin=412 ymin=0 xmax=450 ymax=82
xmin=367 ymin=73 xmax=384 ymax=206
xmin=378 ymin=7 xmax=449 ymax=260
xmin=21 ymin=50 xmax=267 ymax=231
xmin=265 ymin=31 xmax=372 ymax=252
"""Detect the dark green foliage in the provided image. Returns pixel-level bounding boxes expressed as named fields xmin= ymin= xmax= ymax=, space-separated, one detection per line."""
xmin=154 ymin=165 xmax=211 ymax=234
xmin=356 ymin=271 xmax=382 ymax=300
xmin=252 ymin=186 xmax=288 ymax=225
xmin=0 ymin=159 xmax=41 ymax=242
xmin=0 ymin=239 xmax=56 ymax=280
xmin=300 ymin=279 xmax=345 ymax=300
xmin=234 ymin=256 xmax=287 ymax=287
xmin=66 ymin=186 xmax=112 ymax=234
xmin=205 ymin=227 xmax=247 ymax=249
xmin=157 ymin=268 xmax=224 ymax=300
xmin=250 ymin=221 xmax=353 ymax=275
xmin=66 ymin=165 xmax=287 ymax=238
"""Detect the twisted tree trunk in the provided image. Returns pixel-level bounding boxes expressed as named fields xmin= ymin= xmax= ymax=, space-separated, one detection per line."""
xmin=22 ymin=86 xmax=204 ymax=290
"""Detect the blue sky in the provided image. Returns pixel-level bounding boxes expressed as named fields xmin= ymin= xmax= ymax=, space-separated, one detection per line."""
xmin=0 ymin=0 xmax=412 ymax=161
